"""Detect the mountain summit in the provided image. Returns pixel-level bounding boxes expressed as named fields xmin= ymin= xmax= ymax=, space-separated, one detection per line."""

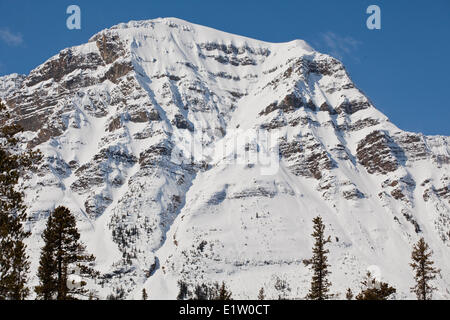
xmin=1 ymin=18 xmax=449 ymax=299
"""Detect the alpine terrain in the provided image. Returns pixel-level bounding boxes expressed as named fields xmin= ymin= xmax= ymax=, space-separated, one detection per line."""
xmin=0 ymin=17 xmax=449 ymax=299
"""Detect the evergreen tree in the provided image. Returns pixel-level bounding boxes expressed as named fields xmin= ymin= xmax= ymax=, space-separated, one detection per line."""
xmin=345 ymin=288 xmax=353 ymax=300
xmin=142 ymin=288 xmax=148 ymax=300
xmin=177 ymin=280 xmax=189 ymax=300
xmin=185 ymin=281 xmax=233 ymax=300
xmin=410 ymin=238 xmax=440 ymax=300
xmin=258 ymin=287 xmax=265 ymax=300
xmin=0 ymin=101 xmax=41 ymax=300
xmin=35 ymin=206 xmax=99 ymax=300
xmin=355 ymin=271 xmax=396 ymax=300
xmin=106 ymin=287 xmax=125 ymax=300
xmin=216 ymin=282 xmax=232 ymax=300
xmin=193 ymin=283 xmax=210 ymax=300
xmin=304 ymin=216 xmax=332 ymax=300
xmin=34 ymin=213 xmax=58 ymax=299
xmin=88 ymin=291 xmax=98 ymax=300
xmin=274 ymin=276 xmax=291 ymax=300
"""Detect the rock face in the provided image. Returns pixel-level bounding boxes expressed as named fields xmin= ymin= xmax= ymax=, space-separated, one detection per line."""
xmin=357 ymin=130 xmax=401 ymax=174
xmin=0 ymin=18 xmax=449 ymax=300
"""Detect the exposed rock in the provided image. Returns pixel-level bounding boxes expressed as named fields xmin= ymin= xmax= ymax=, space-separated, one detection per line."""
xmin=129 ymin=110 xmax=160 ymax=123
xmin=402 ymin=211 xmax=422 ymax=234
xmin=393 ymin=133 xmax=429 ymax=161
xmin=357 ymin=131 xmax=401 ymax=174
xmin=71 ymin=146 xmax=137 ymax=195
xmin=28 ymin=126 xmax=64 ymax=148
xmin=139 ymin=142 xmax=173 ymax=167
xmin=424 ymin=185 xmax=450 ymax=204
xmin=343 ymin=188 xmax=365 ymax=200
xmin=26 ymin=49 xmax=104 ymax=87
xmin=108 ymin=116 xmax=122 ymax=132
xmin=391 ymin=189 xmax=406 ymax=200
xmin=198 ymin=42 xmax=270 ymax=57
xmin=85 ymin=193 xmax=113 ymax=219
xmin=288 ymin=116 xmax=319 ymax=128
xmin=307 ymin=57 xmax=344 ymax=76
xmin=230 ymin=187 xmax=277 ymax=199
xmin=279 ymin=135 xmax=335 ymax=179
xmin=94 ymin=33 xmax=126 ymax=64
xmin=336 ymin=99 xmax=370 ymax=115
xmin=103 ymin=61 xmax=134 ymax=84
xmin=382 ymin=175 xmax=416 ymax=204
xmin=329 ymin=144 xmax=351 ymax=161
xmin=260 ymin=118 xmax=287 ymax=130
xmin=259 ymin=93 xmax=305 ymax=116
xmin=338 ymin=118 xmax=380 ymax=132
xmin=171 ymin=114 xmax=194 ymax=131
xmin=319 ymin=102 xmax=337 ymax=115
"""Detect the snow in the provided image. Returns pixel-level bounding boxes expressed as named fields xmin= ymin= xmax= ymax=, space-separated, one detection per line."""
xmin=1 ymin=17 xmax=448 ymax=300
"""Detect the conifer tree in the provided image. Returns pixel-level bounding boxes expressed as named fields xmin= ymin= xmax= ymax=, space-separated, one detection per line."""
xmin=345 ymin=288 xmax=353 ymax=300
xmin=216 ymin=282 xmax=232 ymax=300
xmin=177 ymin=280 xmax=189 ymax=300
xmin=304 ymin=216 xmax=332 ymax=300
xmin=188 ymin=281 xmax=232 ymax=300
xmin=35 ymin=206 xmax=98 ymax=300
xmin=193 ymin=283 xmax=210 ymax=300
xmin=258 ymin=287 xmax=265 ymax=300
xmin=355 ymin=271 xmax=396 ymax=300
xmin=0 ymin=101 xmax=41 ymax=300
xmin=410 ymin=238 xmax=440 ymax=300
xmin=34 ymin=214 xmax=58 ymax=299
xmin=142 ymin=288 xmax=148 ymax=300
xmin=274 ymin=276 xmax=290 ymax=300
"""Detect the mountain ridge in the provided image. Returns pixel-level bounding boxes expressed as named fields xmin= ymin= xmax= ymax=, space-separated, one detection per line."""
xmin=0 ymin=17 xmax=449 ymax=299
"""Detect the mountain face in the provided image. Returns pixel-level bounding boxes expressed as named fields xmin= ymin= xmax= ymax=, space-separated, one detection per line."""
xmin=1 ymin=17 xmax=449 ymax=299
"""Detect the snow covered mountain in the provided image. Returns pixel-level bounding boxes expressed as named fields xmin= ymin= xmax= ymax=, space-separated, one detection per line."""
xmin=1 ymin=17 xmax=449 ymax=299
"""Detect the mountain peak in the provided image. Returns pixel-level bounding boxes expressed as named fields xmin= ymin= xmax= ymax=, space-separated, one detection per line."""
xmin=1 ymin=18 xmax=449 ymax=300
xmin=89 ymin=17 xmax=314 ymax=52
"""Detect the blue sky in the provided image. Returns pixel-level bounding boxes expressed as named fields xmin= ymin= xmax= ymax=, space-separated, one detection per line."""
xmin=0 ymin=0 xmax=449 ymax=135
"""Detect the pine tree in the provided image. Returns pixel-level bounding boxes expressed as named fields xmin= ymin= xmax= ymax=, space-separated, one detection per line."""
xmin=355 ymin=271 xmax=396 ymax=300
xmin=193 ymin=283 xmax=210 ymax=300
xmin=304 ymin=216 xmax=332 ymax=300
xmin=88 ymin=291 xmax=98 ymax=300
xmin=258 ymin=287 xmax=265 ymax=300
xmin=188 ymin=281 xmax=232 ymax=300
xmin=35 ymin=206 xmax=99 ymax=300
xmin=34 ymin=213 xmax=58 ymax=300
xmin=216 ymin=282 xmax=232 ymax=300
xmin=0 ymin=100 xmax=41 ymax=300
xmin=274 ymin=276 xmax=291 ymax=300
xmin=345 ymin=288 xmax=353 ymax=300
xmin=177 ymin=280 xmax=189 ymax=300
xmin=142 ymin=288 xmax=148 ymax=300
xmin=410 ymin=238 xmax=440 ymax=300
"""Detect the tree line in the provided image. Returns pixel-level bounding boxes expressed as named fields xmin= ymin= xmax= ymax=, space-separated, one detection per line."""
xmin=176 ymin=216 xmax=442 ymax=301
xmin=305 ymin=216 xmax=441 ymax=300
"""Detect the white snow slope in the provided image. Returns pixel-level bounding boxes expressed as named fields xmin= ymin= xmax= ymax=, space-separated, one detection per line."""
xmin=0 ymin=17 xmax=449 ymax=300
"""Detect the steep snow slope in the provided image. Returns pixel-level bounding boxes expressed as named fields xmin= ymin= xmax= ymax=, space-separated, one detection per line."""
xmin=0 ymin=17 xmax=449 ymax=299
